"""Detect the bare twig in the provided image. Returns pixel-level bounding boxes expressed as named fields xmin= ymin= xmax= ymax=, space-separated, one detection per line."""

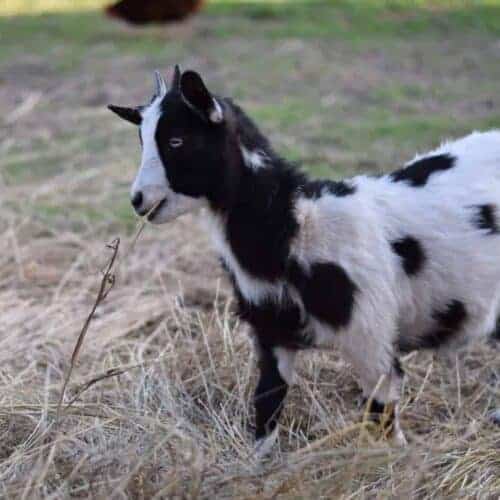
xmin=56 ymin=238 xmax=120 ymax=422
xmin=64 ymin=354 xmax=166 ymax=410
xmin=55 ymin=203 xmax=160 ymax=420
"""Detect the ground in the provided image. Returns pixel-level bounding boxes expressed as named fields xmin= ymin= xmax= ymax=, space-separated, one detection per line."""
xmin=1 ymin=1 xmax=500 ymax=498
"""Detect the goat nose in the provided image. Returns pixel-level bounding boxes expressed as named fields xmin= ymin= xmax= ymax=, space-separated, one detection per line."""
xmin=131 ymin=191 xmax=143 ymax=210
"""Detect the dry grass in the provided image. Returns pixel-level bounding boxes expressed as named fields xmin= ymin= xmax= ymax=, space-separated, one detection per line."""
xmin=1 ymin=1 xmax=500 ymax=498
xmin=1 ymin=209 xmax=499 ymax=498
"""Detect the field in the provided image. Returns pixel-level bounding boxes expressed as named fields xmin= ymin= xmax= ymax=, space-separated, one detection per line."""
xmin=1 ymin=1 xmax=500 ymax=498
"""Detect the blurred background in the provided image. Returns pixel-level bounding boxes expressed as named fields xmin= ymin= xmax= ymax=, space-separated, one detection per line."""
xmin=1 ymin=0 xmax=499 ymax=235
xmin=1 ymin=1 xmax=500 ymax=498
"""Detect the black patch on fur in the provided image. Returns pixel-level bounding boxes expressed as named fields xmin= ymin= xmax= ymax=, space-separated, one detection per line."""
xmin=390 ymin=154 xmax=455 ymax=187
xmin=223 ymin=165 xmax=302 ymax=280
xmin=492 ymin=317 xmax=500 ymax=341
xmin=212 ymin=101 xmax=306 ymax=281
xmin=288 ymin=260 xmax=357 ymax=329
xmin=393 ymin=357 xmax=404 ymax=378
xmin=363 ymin=397 xmax=385 ymax=416
xmin=234 ymin=286 xmax=309 ymax=349
xmin=152 ymin=89 xmax=305 ymax=281
xmin=254 ymin=346 xmax=289 ymax=440
xmin=399 ymin=299 xmax=467 ymax=352
xmin=301 ymin=179 xmax=356 ymax=199
xmin=227 ymin=98 xmax=273 ymax=157
xmin=118 ymin=75 xmax=357 ymax=351
xmin=472 ymin=204 xmax=499 ymax=234
xmin=391 ymin=236 xmax=426 ymax=276
xmin=362 ymin=398 xmax=396 ymax=431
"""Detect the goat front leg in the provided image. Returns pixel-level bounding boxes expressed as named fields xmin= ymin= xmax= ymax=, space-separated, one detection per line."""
xmin=254 ymin=345 xmax=296 ymax=456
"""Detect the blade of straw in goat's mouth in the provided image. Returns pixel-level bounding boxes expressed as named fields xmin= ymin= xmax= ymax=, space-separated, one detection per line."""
xmin=146 ymin=199 xmax=166 ymax=221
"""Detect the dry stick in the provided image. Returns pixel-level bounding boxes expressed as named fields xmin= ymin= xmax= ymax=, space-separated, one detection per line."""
xmin=64 ymin=354 xmax=166 ymax=410
xmin=56 ymin=238 xmax=120 ymax=422
xmin=56 ymin=201 xmax=159 ymax=421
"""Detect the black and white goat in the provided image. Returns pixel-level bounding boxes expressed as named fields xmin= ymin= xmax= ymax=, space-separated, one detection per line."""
xmin=109 ymin=66 xmax=500 ymax=452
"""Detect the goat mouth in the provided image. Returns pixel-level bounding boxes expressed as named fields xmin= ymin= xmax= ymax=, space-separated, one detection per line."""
xmin=147 ymin=199 xmax=167 ymax=221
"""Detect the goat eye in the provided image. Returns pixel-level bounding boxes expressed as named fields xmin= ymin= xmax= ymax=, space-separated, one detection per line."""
xmin=169 ymin=137 xmax=183 ymax=148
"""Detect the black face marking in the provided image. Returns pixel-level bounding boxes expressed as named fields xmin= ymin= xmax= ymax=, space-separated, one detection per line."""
xmin=115 ymin=70 xmax=308 ymax=284
xmin=390 ymin=154 xmax=455 ymax=187
xmin=288 ymin=260 xmax=357 ymax=329
xmin=301 ymin=179 xmax=356 ymax=199
xmin=399 ymin=299 xmax=467 ymax=352
xmin=146 ymin=84 xmax=304 ymax=283
xmin=471 ymin=204 xmax=499 ymax=234
xmin=154 ymin=92 xmax=229 ymax=200
xmin=391 ymin=236 xmax=426 ymax=276
xmin=254 ymin=346 xmax=290 ymax=440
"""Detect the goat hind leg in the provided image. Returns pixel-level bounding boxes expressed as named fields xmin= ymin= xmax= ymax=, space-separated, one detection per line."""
xmin=361 ymin=357 xmax=406 ymax=446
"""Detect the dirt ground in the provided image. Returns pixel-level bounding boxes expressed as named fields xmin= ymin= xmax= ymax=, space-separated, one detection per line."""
xmin=1 ymin=1 xmax=500 ymax=498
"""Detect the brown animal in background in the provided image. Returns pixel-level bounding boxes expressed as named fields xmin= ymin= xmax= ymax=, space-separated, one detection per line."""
xmin=106 ymin=0 xmax=205 ymax=24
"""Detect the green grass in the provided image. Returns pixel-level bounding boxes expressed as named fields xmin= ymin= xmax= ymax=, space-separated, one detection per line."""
xmin=0 ymin=11 xmax=185 ymax=68
xmin=1 ymin=1 xmax=499 ymax=64
xmin=209 ymin=1 xmax=500 ymax=39
xmin=1 ymin=1 xmax=499 ymax=73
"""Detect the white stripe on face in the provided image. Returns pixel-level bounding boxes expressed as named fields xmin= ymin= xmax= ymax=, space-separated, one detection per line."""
xmin=130 ymin=96 xmax=207 ymax=224
xmin=131 ymin=97 xmax=169 ymax=209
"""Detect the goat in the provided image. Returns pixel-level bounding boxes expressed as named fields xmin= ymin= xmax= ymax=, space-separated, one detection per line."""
xmin=109 ymin=66 xmax=500 ymax=453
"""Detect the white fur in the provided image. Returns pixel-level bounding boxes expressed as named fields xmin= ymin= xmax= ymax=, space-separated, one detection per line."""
xmin=148 ymin=129 xmax=500 ymax=447
xmin=274 ymin=347 xmax=296 ymax=385
xmin=286 ymin=132 xmax=500 ymax=388
xmin=154 ymin=70 xmax=167 ymax=97
xmin=210 ymin=98 xmax=224 ymax=123
xmin=489 ymin=409 xmax=500 ymax=425
xmin=254 ymin=426 xmax=279 ymax=459
xmin=132 ymin=97 xmax=165 ymax=200
xmin=389 ymin=415 xmax=407 ymax=447
xmin=203 ymin=211 xmax=286 ymax=305
xmin=240 ymin=145 xmax=268 ymax=170
xmin=215 ymin=130 xmax=500 ymax=440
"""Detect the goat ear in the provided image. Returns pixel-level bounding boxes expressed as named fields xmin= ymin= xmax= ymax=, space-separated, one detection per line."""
xmin=107 ymin=105 xmax=142 ymax=125
xmin=171 ymin=64 xmax=182 ymax=91
xmin=180 ymin=70 xmax=223 ymax=124
xmin=153 ymin=70 xmax=167 ymax=97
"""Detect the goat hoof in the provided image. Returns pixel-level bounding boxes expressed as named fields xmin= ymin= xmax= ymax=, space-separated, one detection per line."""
xmin=254 ymin=427 xmax=279 ymax=460
xmin=489 ymin=409 xmax=500 ymax=425
xmin=389 ymin=428 xmax=408 ymax=447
